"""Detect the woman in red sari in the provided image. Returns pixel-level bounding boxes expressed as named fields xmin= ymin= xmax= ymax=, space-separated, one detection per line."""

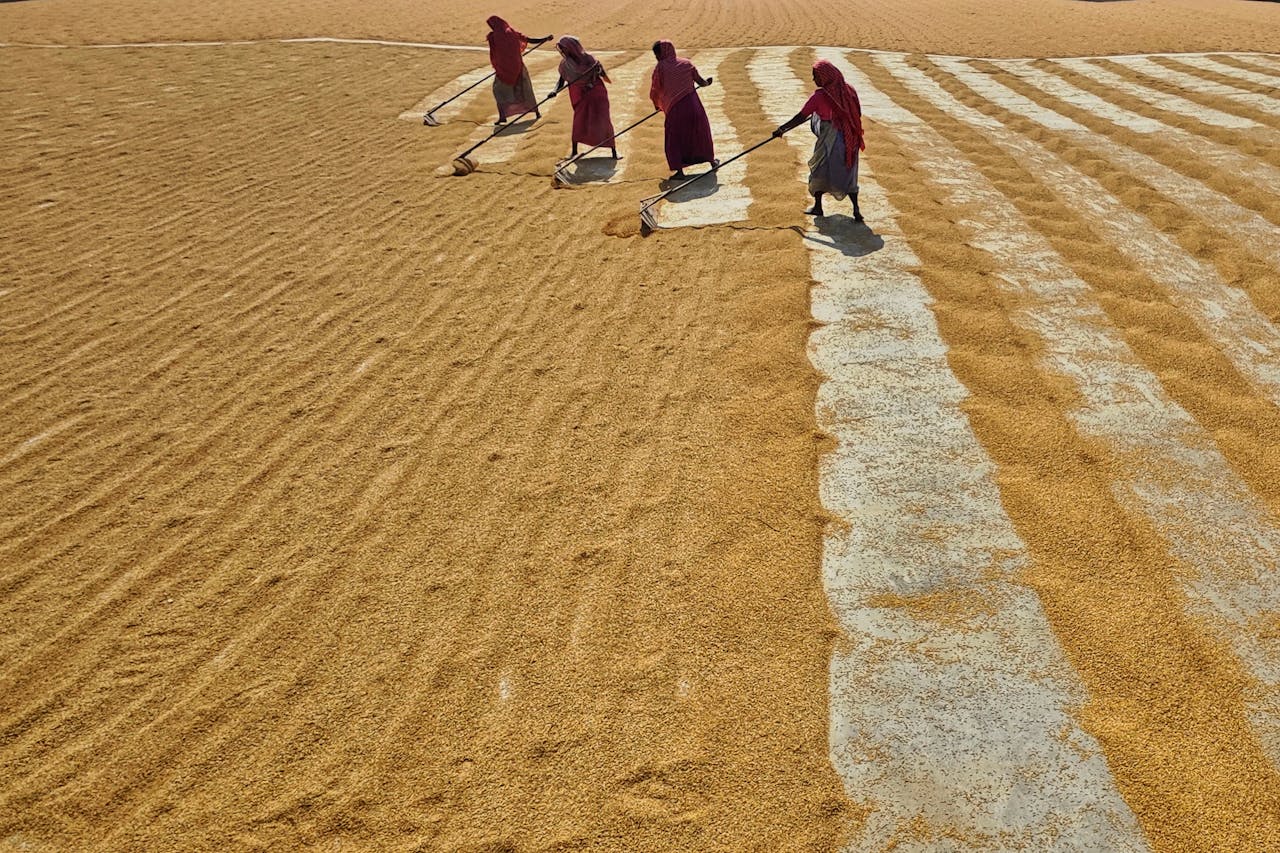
xmin=773 ymin=60 xmax=865 ymax=220
xmin=549 ymin=36 xmax=617 ymax=159
xmin=486 ymin=16 xmax=551 ymax=126
xmin=649 ymin=40 xmax=716 ymax=179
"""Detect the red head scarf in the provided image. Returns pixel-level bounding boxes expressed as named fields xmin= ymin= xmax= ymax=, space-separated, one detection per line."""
xmin=486 ymin=15 xmax=528 ymax=86
xmin=813 ymin=60 xmax=865 ymax=167
xmin=557 ymin=35 xmax=605 ymax=87
xmin=649 ymin=40 xmax=698 ymax=113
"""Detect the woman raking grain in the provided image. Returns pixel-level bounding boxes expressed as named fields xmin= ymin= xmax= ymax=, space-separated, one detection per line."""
xmin=486 ymin=16 xmax=551 ymax=126
xmin=772 ymin=59 xmax=865 ymax=220
xmin=649 ymin=40 xmax=717 ymax=180
xmin=549 ymin=36 xmax=617 ymax=160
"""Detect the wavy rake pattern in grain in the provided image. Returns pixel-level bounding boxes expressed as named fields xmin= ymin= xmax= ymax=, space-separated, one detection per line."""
xmin=3 ymin=41 xmax=1280 ymax=850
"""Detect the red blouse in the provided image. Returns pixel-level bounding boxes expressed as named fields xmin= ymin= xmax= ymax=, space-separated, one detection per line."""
xmin=801 ymin=90 xmax=837 ymax=122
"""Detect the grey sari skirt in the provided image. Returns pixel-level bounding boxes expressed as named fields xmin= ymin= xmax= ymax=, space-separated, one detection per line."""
xmin=808 ymin=116 xmax=859 ymax=199
xmin=493 ymin=67 xmax=537 ymax=119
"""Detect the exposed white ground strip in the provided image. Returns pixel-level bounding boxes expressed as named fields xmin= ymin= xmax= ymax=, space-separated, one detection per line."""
xmin=989 ymin=60 xmax=1164 ymax=132
xmin=441 ymin=61 xmax=565 ymax=170
xmin=281 ymin=36 xmax=487 ymax=50
xmin=1228 ymin=53 xmax=1280 ymax=75
xmin=929 ymin=57 xmax=1280 ymax=271
xmin=398 ymin=59 xmax=524 ymax=124
xmin=879 ymin=53 xmax=1280 ymax=410
xmin=987 ymin=60 xmax=1280 ymax=190
xmin=748 ymin=45 xmax=1148 ymax=850
xmin=1171 ymin=54 xmax=1280 ymax=89
xmin=1052 ymin=58 xmax=1262 ymax=130
xmin=853 ymin=50 xmax=1280 ymax=770
xmin=1109 ymin=56 xmax=1280 ymax=119
xmin=652 ymin=50 xmax=753 ymax=229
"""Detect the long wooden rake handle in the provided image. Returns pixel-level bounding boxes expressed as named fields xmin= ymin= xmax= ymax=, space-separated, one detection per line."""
xmin=639 ymin=135 xmax=778 ymax=214
xmin=557 ymin=109 xmax=660 ymax=168
xmin=454 ymin=64 xmax=598 ymax=163
xmin=455 ymin=91 xmax=557 ymax=161
xmin=425 ymin=41 xmax=545 ymax=123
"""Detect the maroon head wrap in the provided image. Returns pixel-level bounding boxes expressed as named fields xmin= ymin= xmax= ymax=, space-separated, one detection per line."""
xmin=486 ymin=15 xmax=528 ymax=86
xmin=557 ymin=35 xmax=605 ymax=86
xmin=649 ymin=40 xmax=698 ymax=113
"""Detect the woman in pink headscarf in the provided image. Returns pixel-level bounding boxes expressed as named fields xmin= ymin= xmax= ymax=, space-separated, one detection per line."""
xmin=649 ymin=40 xmax=716 ymax=179
xmin=549 ymin=36 xmax=617 ymax=158
xmin=486 ymin=16 xmax=552 ymax=125
xmin=773 ymin=59 xmax=866 ymax=220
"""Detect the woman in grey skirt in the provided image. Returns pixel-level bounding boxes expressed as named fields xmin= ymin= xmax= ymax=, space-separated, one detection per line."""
xmin=486 ymin=16 xmax=552 ymax=125
xmin=772 ymin=59 xmax=866 ymax=220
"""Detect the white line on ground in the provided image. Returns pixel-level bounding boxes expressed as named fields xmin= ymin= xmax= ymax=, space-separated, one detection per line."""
xmin=879 ymin=52 xmax=1280 ymax=432
xmin=931 ymin=57 xmax=1280 ymax=271
xmin=1172 ymin=54 xmax=1280 ymax=89
xmin=868 ymin=51 xmax=1280 ymax=769
xmin=989 ymin=60 xmax=1280 ymax=190
xmin=748 ymin=45 xmax=1148 ymax=850
xmin=1227 ymin=53 xmax=1280 ymax=75
xmin=400 ymin=63 xmax=503 ymax=124
xmin=443 ymin=60 xmax=565 ymax=171
xmin=1111 ymin=56 xmax=1280 ymax=119
xmin=1053 ymin=58 xmax=1261 ymax=129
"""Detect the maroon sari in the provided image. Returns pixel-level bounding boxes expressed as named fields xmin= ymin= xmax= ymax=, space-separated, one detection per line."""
xmin=649 ymin=40 xmax=714 ymax=171
xmin=558 ymin=36 xmax=615 ymax=147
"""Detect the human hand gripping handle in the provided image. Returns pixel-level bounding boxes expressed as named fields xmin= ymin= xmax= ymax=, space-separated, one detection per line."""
xmin=773 ymin=109 xmax=808 ymax=138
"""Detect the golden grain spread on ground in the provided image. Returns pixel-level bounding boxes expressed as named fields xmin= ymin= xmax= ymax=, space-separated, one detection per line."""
xmin=3 ymin=1 xmax=1280 ymax=850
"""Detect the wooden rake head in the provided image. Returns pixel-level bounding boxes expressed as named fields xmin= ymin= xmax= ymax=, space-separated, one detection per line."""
xmin=551 ymin=158 xmax=573 ymax=189
xmin=638 ymin=195 xmax=661 ymax=236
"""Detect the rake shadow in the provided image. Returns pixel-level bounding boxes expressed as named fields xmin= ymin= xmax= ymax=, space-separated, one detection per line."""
xmin=493 ymin=118 xmax=538 ymax=137
xmin=806 ymin=215 xmax=885 ymax=258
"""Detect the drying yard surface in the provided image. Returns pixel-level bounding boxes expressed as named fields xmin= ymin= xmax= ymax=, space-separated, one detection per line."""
xmin=3 ymin=1 xmax=1280 ymax=850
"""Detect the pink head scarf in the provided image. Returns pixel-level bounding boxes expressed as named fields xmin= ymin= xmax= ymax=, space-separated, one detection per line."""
xmin=557 ymin=35 xmax=606 ymax=87
xmin=486 ymin=15 xmax=528 ymax=86
xmin=813 ymin=60 xmax=865 ymax=166
xmin=649 ymin=40 xmax=698 ymax=113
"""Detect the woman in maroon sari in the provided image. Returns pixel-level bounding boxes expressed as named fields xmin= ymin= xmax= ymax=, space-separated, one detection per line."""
xmin=486 ymin=16 xmax=551 ymax=126
xmin=549 ymin=36 xmax=617 ymax=159
xmin=649 ymin=40 xmax=716 ymax=179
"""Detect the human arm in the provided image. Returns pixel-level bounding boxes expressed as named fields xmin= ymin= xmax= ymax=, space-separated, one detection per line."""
xmin=772 ymin=110 xmax=808 ymax=137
